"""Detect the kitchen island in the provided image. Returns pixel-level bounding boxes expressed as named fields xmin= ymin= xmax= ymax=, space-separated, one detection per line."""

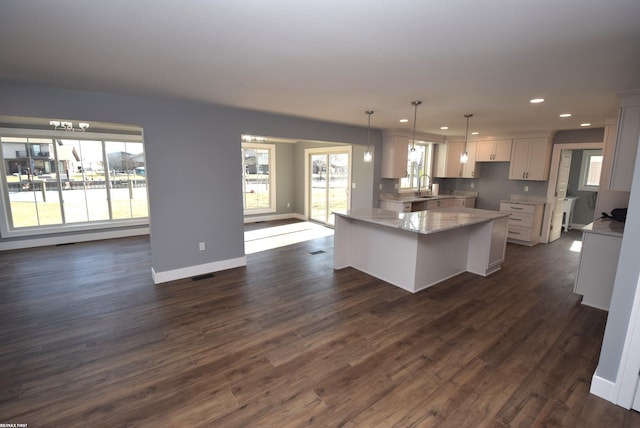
xmin=334 ymin=207 xmax=510 ymax=293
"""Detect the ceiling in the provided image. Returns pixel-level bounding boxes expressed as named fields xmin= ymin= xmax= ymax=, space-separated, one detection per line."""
xmin=1 ymin=0 xmax=640 ymax=138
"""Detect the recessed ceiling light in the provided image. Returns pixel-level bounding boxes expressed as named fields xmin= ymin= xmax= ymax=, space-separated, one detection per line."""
xmin=440 ymin=126 xmax=449 ymax=130
xmin=559 ymin=113 xmax=572 ymax=118
xmin=580 ymin=123 xmax=591 ymax=127
xmin=530 ymin=98 xmax=545 ymax=104
xmin=471 ymin=131 xmax=479 ymax=135
xmin=399 ymin=118 xmax=409 ymax=123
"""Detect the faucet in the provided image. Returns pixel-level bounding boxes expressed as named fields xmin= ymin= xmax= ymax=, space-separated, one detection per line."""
xmin=417 ymin=174 xmax=431 ymax=196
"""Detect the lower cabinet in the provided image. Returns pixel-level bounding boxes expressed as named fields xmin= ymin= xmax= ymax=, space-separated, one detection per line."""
xmin=455 ymin=197 xmax=476 ymax=208
xmin=574 ymin=230 xmax=622 ymax=310
xmin=499 ymin=201 xmax=544 ymax=246
xmin=467 ymin=216 xmax=508 ymax=276
xmin=426 ymin=198 xmax=456 ymax=209
xmin=379 ymin=200 xmax=412 ymax=212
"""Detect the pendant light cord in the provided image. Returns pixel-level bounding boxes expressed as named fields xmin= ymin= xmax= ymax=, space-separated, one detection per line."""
xmin=411 ymin=101 xmax=422 ymax=151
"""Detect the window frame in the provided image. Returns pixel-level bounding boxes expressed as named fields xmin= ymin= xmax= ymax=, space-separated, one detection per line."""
xmin=578 ymin=149 xmax=603 ymax=192
xmin=0 ymin=126 xmax=148 ymax=238
xmin=241 ymin=142 xmax=276 ymax=215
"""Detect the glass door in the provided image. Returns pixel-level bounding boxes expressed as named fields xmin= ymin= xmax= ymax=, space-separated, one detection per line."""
xmin=308 ymin=148 xmax=350 ymax=226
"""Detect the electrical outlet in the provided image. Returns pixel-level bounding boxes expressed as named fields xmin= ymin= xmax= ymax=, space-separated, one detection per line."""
xmin=470 ymin=182 xmax=475 ymax=189
xmin=352 ymin=182 xmax=356 ymax=189
xmin=199 ymin=242 xmax=205 ymax=251
xmin=287 ymin=202 xmax=291 ymax=208
xmin=524 ymin=185 xmax=529 ymax=192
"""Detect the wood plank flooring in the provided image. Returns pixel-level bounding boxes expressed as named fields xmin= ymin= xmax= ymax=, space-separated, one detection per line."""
xmin=1 ymin=225 xmax=639 ymax=427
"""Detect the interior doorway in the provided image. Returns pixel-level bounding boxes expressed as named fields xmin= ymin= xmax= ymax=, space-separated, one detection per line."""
xmin=542 ymin=142 xmax=603 ymax=243
xmin=305 ymin=146 xmax=351 ymax=226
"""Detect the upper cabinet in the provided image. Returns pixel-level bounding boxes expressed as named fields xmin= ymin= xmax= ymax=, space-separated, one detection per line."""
xmin=434 ymin=141 xmax=478 ymax=178
xmin=381 ymin=134 xmax=409 ymax=178
xmin=476 ymin=139 xmax=512 ymax=162
xmin=610 ymin=90 xmax=640 ymax=192
xmin=508 ymin=137 xmax=552 ymax=181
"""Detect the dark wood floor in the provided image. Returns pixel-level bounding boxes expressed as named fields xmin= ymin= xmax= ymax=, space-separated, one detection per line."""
xmin=1 ymin=225 xmax=639 ymax=427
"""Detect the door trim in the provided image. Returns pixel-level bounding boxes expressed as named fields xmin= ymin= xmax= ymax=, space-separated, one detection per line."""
xmin=541 ymin=142 xmax=602 ymax=243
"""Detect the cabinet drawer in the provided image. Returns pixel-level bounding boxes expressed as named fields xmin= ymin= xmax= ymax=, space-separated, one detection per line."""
xmin=507 ymin=212 xmax=534 ymax=228
xmin=507 ymin=225 xmax=534 ymax=241
xmin=499 ymin=202 xmax=536 ymax=215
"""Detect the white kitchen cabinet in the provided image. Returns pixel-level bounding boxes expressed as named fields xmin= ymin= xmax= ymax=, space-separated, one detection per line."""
xmin=508 ymin=138 xmax=551 ymax=181
xmin=476 ymin=139 xmax=512 ymax=162
xmin=488 ymin=217 xmax=509 ymax=273
xmin=499 ymin=201 xmax=545 ymax=246
xmin=435 ymin=141 xmax=478 ymax=178
xmin=381 ymin=134 xmax=409 ymax=178
xmin=610 ymin=91 xmax=640 ymax=192
xmin=467 ymin=216 xmax=509 ymax=276
xmin=574 ymin=220 xmax=624 ymax=311
xmin=455 ymin=197 xmax=476 ymax=208
xmin=426 ymin=198 xmax=456 ymax=209
xmin=380 ymin=199 xmax=412 ymax=212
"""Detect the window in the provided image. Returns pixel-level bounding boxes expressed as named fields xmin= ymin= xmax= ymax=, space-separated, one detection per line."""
xmin=0 ymin=123 xmax=148 ymax=237
xmin=578 ymin=150 xmax=603 ymax=192
xmin=400 ymin=142 xmax=434 ymax=190
xmin=241 ymin=142 xmax=276 ymax=214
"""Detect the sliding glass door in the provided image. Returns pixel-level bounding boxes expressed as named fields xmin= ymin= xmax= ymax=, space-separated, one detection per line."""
xmin=307 ymin=148 xmax=350 ymax=226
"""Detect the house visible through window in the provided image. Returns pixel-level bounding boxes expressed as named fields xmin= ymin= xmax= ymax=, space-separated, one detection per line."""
xmin=578 ymin=149 xmax=603 ymax=192
xmin=0 ymin=119 xmax=148 ymax=237
xmin=241 ymin=140 xmax=276 ymax=214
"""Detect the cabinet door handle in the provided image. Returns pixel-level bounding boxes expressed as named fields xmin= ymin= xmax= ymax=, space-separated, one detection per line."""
xmin=522 ymin=172 xmax=525 ymax=179
xmin=510 ymin=206 xmax=524 ymax=210
xmin=511 ymin=217 xmax=522 ymax=221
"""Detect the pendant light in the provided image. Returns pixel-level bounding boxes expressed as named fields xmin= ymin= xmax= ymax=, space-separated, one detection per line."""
xmin=363 ymin=110 xmax=374 ymax=163
xmin=409 ymin=101 xmax=422 ymax=162
xmin=460 ymin=113 xmax=473 ymax=164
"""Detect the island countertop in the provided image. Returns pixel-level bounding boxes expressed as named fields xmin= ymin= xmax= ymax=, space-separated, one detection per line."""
xmin=334 ymin=207 xmax=510 ymax=236
xmin=582 ymin=217 xmax=625 ymax=238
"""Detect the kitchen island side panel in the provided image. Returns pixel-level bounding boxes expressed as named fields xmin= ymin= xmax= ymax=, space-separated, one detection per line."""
xmin=414 ymin=227 xmax=470 ymax=292
xmin=334 ymin=215 xmax=418 ymax=292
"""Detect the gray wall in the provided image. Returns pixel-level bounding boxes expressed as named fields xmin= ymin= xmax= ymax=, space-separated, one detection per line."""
xmin=434 ymin=163 xmax=548 ymax=211
xmin=0 ymin=82 xmax=380 ymax=276
xmin=596 ymin=133 xmax=640 ymax=383
xmin=567 ymin=150 xmax=597 ymax=225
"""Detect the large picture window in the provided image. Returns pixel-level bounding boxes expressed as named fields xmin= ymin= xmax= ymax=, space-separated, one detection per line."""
xmin=241 ymin=141 xmax=276 ymax=214
xmin=0 ymin=122 xmax=148 ymax=236
xmin=400 ymin=142 xmax=434 ymax=191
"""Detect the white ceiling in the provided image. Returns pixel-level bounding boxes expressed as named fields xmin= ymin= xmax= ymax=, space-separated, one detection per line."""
xmin=1 ymin=0 xmax=640 ymax=138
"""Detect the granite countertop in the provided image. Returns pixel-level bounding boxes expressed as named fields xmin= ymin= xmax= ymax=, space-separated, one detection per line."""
xmin=380 ymin=191 xmax=477 ymax=203
xmin=334 ymin=207 xmax=509 ymax=235
xmin=582 ymin=218 xmax=625 ymax=237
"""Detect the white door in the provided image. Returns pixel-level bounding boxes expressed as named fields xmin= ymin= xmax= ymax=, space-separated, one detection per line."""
xmin=549 ymin=150 xmax=572 ymax=242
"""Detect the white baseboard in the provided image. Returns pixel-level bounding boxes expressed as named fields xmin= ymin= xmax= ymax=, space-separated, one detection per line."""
xmin=244 ymin=213 xmax=305 ymax=224
xmin=590 ymin=372 xmax=616 ymax=402
xmin=0 ymin=227 xmax=149 ymax=251
xmin=151 ymin=256 xmax=247 ymax=284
